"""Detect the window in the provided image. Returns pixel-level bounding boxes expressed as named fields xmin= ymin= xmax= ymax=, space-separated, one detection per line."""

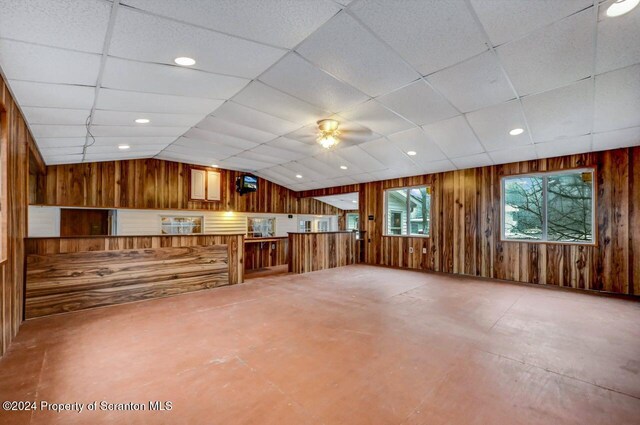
xmin=501 ymin=169 xmax=594 ymax=243
xmin=299 ymin=220 xmax=311 ymax=232
xmin=161 ymin=216 xmax=203 ymax=235
xmin=247 ymin=217 xmax=275 ymax=238
xmin=346 ymin=213 xmax=359 ymax=230
xmin=384 ymin=186 xmax=431 ymax=237
xmin=317 ymin=220 xmax=330 ymax=232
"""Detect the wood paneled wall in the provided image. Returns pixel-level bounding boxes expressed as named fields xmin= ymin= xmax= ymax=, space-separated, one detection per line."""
xmin=288 ymin=232 xmax=358 ymax=274
xmin=25 ymin=234 xmax=244 ymax=318
xmin=244 ymin=238 xmax=288 ymax=271
xmin=38 ymin=159 xmax=341 ymax=215
xmin=301 ymin=148 xmax=640 ymax=296
xmin=1 ymin=75 xmax=43 ymax=357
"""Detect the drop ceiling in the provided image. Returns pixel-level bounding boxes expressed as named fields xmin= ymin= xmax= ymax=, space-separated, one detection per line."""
xmin=0 ymin=0 xmax=639 ymax=191
xmin=313 ymin=192 xmax=359 ymax=210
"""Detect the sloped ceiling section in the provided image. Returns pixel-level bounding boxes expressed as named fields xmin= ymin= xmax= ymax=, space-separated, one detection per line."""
xmin=0 ymin=0 xmax=638 ymax=191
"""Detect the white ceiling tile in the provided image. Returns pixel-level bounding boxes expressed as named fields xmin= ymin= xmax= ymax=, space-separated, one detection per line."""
xmin=535 ymin=134 xmax=592 ymax=158
xmin=339 ymin=100 xmax=413 ymax=136
xmin=350 ymin=173 xmax=379 ymax=183
xmin=218 ymin=156 xmax=274 ymax=171
xmin=39 ymin=146 xmax=84 ymax=156
xmin=92 ymin=110 xmax=203 ymax=127
xmin=211 ymin=102 xmax=301 ymax=135
xmin=87 ymin=136 xmax=176 ymax=148
xmin=466 ymin=99 xmax=530 ymax=151
xmin=592 ymin=127 xmax=640 ymax=152
xmin=259 ymin=53 xmax=368 ymax=113
xmin=250 ymin=144 xmax=307 ymax=162
xmin=102 ymin=58 xmax=249 ymax=99
xmin=422 ymin=115 xmax=485 ymax=158
xmin=376 ymin=80 xmax=458 ymax=126
xmin=313 ymin=193 xmax=359 ymax=210
xmin=522 ymin=79 xmax=593 ymax=142
xmin=44 ymin=154 xmax=85 ymax=165
xmin=296 ymin=12 xmax=419 ymax=97
xmin=121 ymin=0 xmax=341 ymax=49
xmin=196 ymin=116 xmax=277 ymax=144
xmin=109 ymin=8 xmax=286 ymax=79
xmin=88 ymin=143 xmax=170 ymax=154
xmin=182 ymin=128 xmax=258 ymax=150
xmin=155 ymin=151 xmax=221 ymax=167
xmin=8 ymin=81 xmax=95 ymax=109
xmin=0 ymin=40 xmax=101 ymax=86
xmin=450 ymin=153 xmax=494 ymax=170
xmin=488 ymin=144 xmax=538 ymax=165
xmin=596 ymin=5 xmax=640 ymax=74
xmin=30 ymin=125 xmax=87 ymax=138
xmin=370 ymin=167 xmax=423 ymax=181
xmin=358 ymin=138 xmax=419 ymax=170
xmin=386 ymin=128 xmax=447 ymax=164
xmin=97 ymin=89 xmax=224 ymax=114
xmin=326 ymin=176 xmax=358 ymax=187
xmin=469 ymin=0 xmax=592 ymax=46
xmin=258 ymin=166 xmax=301 ymax=186
xmin=34 ymin=138 xmax=86 ymax=149
xmin=166 ymin=137 xmax=243 ymax=158
xmin=351 ymin=0 xmax=488 ymax=75
xmin=90 ymin=126 xmax=188 ymax=138
xmin=594 ymin=64 xmax=640 ymax=132
xmin=279 ymin=162 xmax=325 ymax=181
xmin=22 ymin=107 xmax=90 ymax=125
xmin=0 ymin=0 xmax=111 ymax=53
xmin=313 ymin=150 xmax=365 ymax=175
xmin=235 ymin=150 xmax=282 ymax=165
xmin=266 ymin=137 xmax=324 ymax=156
xmin=296 ymin=157 xmax=344 ymax=178
xmin=427 ymin=51 xmax=516 ymax=112
xmin=333 ymin=145 xmax=386 ymax=173
xmin=497 ymin=9 xmax=594 ymax=96
xmin=84 ymin=151 xmax=160 ymax=162
xmin=232 ymin=81 xmax=328 ymax=125
xmin=420 ymin=159 xmax=457 ymax=174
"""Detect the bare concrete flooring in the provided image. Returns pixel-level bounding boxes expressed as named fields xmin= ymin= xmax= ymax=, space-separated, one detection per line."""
xmin=1 ymin=265 xmax=639 ymax=425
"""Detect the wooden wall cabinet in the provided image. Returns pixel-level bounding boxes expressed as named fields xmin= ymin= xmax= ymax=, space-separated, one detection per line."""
xmin=191 ymin=169 xmax=220 ymax=201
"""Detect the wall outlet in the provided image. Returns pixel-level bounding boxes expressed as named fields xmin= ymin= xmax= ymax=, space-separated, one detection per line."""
xmin=422 ymin=247 xmax=427 ymax=254
xmin=271 ymin=243 xmax=275 ymax=249
xmin=409 ymin=247 xmax=414 ymax=254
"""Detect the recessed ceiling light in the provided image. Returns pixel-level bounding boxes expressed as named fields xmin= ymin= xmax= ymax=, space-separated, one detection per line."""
xmin=340 ymin=165 xmax=348 ymax=170
xmin=135 ymin=118 xmax=150 ymax=124
xmin=509 ymin=128 xmax=524 ymax=136
xmin=118 ymin=144 xmax=130 ymax=150
xmin=407 ymin=151 xmax=417 ymax=156
xmin=211 ymin=164 xmax=218 ymax=168
xmin=296 ymin=174 xmax=302 ymax=179
xmin=352 ymin=200 xmax=357 ymax=203
xmin=174 ymin=57 xmax=196 ymax=66
xmin=606 ymin=0 xmax=639 ymax=17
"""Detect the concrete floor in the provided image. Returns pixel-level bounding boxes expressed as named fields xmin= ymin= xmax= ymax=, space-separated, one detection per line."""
xmin=1 ymin=264 xmax=639 ymax=425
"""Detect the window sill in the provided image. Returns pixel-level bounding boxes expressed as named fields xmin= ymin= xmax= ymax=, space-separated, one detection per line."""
xmin=500 ymin=238 xmax=596 ymax=247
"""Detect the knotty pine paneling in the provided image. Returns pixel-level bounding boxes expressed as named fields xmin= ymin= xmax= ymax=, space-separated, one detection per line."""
xmin=288 ymin=232 xmax=357 ymax=274
xmin=39 ymin=159 xmax=341 ymax=215
xmin=1 ymin=75 xmax=44 ymax=357
xmin=25 ymin=244 xmax=231 ymax=318
xmin=303 ymin=148 xmax=639 ymax=296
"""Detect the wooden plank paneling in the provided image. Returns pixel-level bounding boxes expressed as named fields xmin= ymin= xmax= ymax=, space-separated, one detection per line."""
xmin=244 ymin=238 xmax=288 ymax=271
xmin=25 ymin=244 xmax=230 ymax=318
xmin=333 ymin=147 xmax=639 ymax=296
xmin=37 ymin=159 xmax=342 ymax=216
xmin=1 ymin=74 xmax=43 ymax=357
xmin=288 ymin=232 xmax=357 ymax=274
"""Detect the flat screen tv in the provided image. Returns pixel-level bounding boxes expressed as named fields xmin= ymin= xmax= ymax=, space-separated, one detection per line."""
xmin=236 ymin=174 xmax=258 ymax=195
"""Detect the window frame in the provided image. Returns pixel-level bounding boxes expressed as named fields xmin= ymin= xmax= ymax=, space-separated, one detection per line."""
xmin=383 ymin=184 xmax=431 ymax=238
xmin=500 ymin=168 xmax=596 ymax=245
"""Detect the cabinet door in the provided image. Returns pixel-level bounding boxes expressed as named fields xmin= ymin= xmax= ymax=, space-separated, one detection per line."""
xmin=207 ymin=171 xmax=221 ymax=201
xmin=190 ymin=169 xmax=206 ymax=200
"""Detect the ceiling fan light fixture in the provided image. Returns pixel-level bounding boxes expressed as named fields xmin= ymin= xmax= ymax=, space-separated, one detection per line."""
xmin=606 ymin=0 xmax=639 ymax=17
xmin=317 ymin=119 xmax=340 ymax=149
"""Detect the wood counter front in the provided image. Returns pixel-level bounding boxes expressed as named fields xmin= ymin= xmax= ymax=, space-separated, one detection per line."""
xmin=24 ymin=234 xmax=244 ymax=318
xmin=288 ymin=232 xmax=358 ymax=274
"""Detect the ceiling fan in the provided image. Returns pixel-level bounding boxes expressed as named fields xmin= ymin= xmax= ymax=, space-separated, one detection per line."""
xmin=315 ymin=118 xmax=374 ymax=149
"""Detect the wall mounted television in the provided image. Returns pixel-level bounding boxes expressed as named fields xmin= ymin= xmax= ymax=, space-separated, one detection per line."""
xmin=236 ymin=174 xmax=258 ymax=195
